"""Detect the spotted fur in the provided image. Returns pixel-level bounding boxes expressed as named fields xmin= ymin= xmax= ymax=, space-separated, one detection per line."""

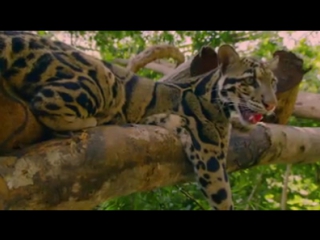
xmin=0 ymin=31 xmax=279 ymax=210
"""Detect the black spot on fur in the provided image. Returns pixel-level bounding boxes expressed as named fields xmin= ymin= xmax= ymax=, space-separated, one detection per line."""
xmin=46 ymin=77 xmax=59 ymax=82
xmin=46 ymin=103 xmax=60 ymax=111
xmin=30 ymin=108 xmax=50 ymax=116
xmin=78 ymin=76 xmax=100 ymax=109
xmin=122 ymin=75 xmax=139 ymax=117
xmin=71 ymin=52 xmax=91 ymax=66
xmin=55 ymin=70 xmax=74 ymax=79
xmin=111 ymin=81 xmax=118 ymax=100
xmin=220 ymin=89 xmax=228 ymax=97
xmin=75 ymin=92 xmax=95 ymax=115
xmin=0 ymin=57 xmax=8 ymax=71
xmin=227 ymin=86 xmax=236 ymax=93
xmin=217 ymin=151 xmax=225 ymax=160
xmin=12 ymin=37 xmax=25 ymax=53
xmin=203 ymin=174 xmax=210 ymax=179
xmin=223 ymin=78 xmax=239 ymax=86
xmin=52 ymin=41 xmax=73 ymax=51
xmin=56 ymin=66 xmax=64 ymax=71
xmin=87 ymin=70 xmax=105 ymax=106
xmin=210 ymin=81 xmax=219 ymax=104
xmin=143 ymin=82 xmax=158 ymax=116
xmin=196 ymin=161 xmax=206 ymax=170
xmin=211 ymin=188 xmax=228 ymax=204
xmin=222 ymin=105 xmax=230 ymax=118
xmin=12 ymin=57 xmax=27 ymax=68
xmin=53 ymin=52 xmax=82 ymax=72
xmin=26 ymin=53 xmax=35 ymax=60
xmin=199 ymin=177 xmax=210 ymax=188
xmin=41 ymin=89 xmax=55 ymax=98
xmin=199 ymin=101 xmax=214 ymax=121
xmin=194 ymin=72 xmax=214 ymax=96
xmin=24 ymin=53 xmax=53 ymax=83
xmin=65 ymin=104 xmax=81 ymax=117
xmin=2 ymin=69 xmax=19 ymax=79
xmin=191 ymin=134 xmax=201 ymax=151
xmin=29 ymin=39 xmax=44 ymax=49
xmin=207 ymin=157 xmax=220 ymax=172
xmin=57 ymin=92 xmax=73 ymax=102
xmin=40 ymin=38 xmax=49 ymax=45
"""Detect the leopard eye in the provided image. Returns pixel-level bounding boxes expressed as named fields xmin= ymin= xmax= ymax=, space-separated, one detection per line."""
xmin=245 ymin=77 xmax=255 ymax=85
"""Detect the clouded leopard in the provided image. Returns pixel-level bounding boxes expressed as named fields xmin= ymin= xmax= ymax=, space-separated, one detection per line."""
xmin=0 ymin=31 xmax=278 ymax=210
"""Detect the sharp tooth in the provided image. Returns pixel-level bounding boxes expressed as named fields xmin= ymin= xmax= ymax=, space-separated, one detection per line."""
xmin=249 ymin=116 xmax=254 ymax=121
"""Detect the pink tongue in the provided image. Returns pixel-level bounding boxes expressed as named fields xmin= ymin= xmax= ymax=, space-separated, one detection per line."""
xmin=249 ymin=114 xmax=263 ymax=124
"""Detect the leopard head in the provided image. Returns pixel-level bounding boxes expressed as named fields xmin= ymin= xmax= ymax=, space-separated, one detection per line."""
xmin=216 ymin=44 xmax=279 ymax=125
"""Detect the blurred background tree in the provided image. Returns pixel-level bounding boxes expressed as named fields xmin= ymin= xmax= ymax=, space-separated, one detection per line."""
xmin=35 ymin=31 xmax=320 ymax=210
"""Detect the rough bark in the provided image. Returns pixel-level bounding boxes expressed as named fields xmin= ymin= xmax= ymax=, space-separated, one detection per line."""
xmin=1 ymin=123 xmax=320 ymax=210
xmin=294 ymin=91 xmax=320 ymax=121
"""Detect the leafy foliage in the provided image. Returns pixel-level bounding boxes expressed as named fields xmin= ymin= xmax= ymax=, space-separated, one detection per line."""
xmin=39 ymin=31 xmax=320 ymax=210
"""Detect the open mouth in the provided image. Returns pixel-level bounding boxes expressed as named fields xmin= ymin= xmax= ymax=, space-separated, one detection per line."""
xmin=238 ymin=105 xmax=263 ymax=124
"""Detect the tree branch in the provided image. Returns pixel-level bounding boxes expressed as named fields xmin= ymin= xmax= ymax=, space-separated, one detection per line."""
xmin=113 ymin=59 xmax=174 ymax=75
xmin=294 ymin=91 xmax=320 ymax=121
xmin=1 ymin=123 xmax=320 ymax=210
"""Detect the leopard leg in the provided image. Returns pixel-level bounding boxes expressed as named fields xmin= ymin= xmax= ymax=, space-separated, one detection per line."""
xmin=142 ymin=113 xmax=234 ymax=210
xmin=30 ymin=84 xmax=98 ymax=132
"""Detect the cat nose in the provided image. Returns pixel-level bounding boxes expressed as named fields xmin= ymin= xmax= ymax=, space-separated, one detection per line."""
xmin=263 ymin=101 xmax=276 ymax=111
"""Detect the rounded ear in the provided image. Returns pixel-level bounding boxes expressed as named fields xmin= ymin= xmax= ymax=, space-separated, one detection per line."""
xmin=267 ymin=55 xmax=280 ymax=71
xmin=190 ymin=45 xmax=218 ymax=76
xmin=217 ymin=45 xmax=240 ymax=73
